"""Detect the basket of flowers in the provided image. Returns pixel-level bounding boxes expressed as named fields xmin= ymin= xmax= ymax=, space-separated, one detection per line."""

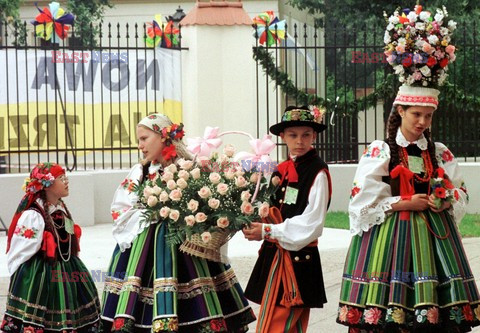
xmin=135 ymin=127 xmax=278 ymax=263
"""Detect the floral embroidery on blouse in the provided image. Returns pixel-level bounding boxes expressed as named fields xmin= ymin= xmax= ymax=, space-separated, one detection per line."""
xmin=362 ymin=145 xmax=387 ymax=159
xmin=120 ymin=178 xmax=135 ymax=192
xmin=111 ymin=208 xmax=129 ymax=222
xmin=350 ymin=181 xmax=361 ymax=200
xmin=441 ymin=148 xmax=454 ymax=163
xmin=14 ymin=225 xmax=39 ymax=239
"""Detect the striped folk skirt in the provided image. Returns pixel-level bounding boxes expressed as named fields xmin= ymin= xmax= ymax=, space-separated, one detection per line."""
xmin=99 ymin=222 xmax=255 ymax=333
xmin=337 ymin=210 xmax=480 ymax=332
xmin=1 ymin=253 xmax=101 ymax=332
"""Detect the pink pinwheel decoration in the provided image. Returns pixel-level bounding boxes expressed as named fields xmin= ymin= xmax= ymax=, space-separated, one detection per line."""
xmin=253 ymin=11 xmax=285 ymax=47
xmin=187 ymin=127 xmax=223 ymax=157
xmin=31 ymin=1 xmax=75 ymax=43
xmin=234 ymin=135 xmax=276 ymax=171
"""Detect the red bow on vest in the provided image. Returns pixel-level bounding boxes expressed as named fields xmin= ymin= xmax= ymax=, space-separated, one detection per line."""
xmin=390 ymin=165 xmax=415 ymax=220
xmin=277 ymin=159 xmax=298 ymax=183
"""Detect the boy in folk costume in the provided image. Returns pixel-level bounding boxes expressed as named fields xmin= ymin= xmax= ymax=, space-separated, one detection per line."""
xmin=243 ymin=105 xmax=332 ymax=332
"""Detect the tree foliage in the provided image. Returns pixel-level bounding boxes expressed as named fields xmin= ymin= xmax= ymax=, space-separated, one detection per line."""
xmin=0 ymin=0 xmax=27 ymax=45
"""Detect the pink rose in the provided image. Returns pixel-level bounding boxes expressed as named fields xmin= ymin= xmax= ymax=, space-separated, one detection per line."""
xmin=179 ymin=159 xmax=194 ymax=171
xmin=165 ymin=164 xmax=177 ymax=174
xmin=169 ymin=209 xmax=180 ymax=222
xmin=159 ymin=207 xmax=171 ymax=218
xmin=235 ymin=169 xmax=245 ymax=177
xmin=208 ymin=198 xmax=220 ymax=210
xmin=195 ymin=212 xmax=208 ymax=223
xmin=241 ymin=190 xmax=252 ymax=202
xmin=159 ymin=191 xmax=169 ymax=203
xmin=169 ymin=189 xmax=182 ymax=201
xmin=235 ymin=176 xmax=247 ymax=188
xmin=198 ymin=186 xmax=212 ymax=199
xmin=223 ymin=144 xmax=235 ymax=157
xmin=217 ymin=183 xmax=229 ymax=196
xmin=161 ymin=171 xmax=174 ymax=182
xmin=147 ymin=196 xmax=158 ymax=207
xmin=224 ymin=170 xmax=236 ymax=180
xmin=217 ymin=217 xmax=230 ymax=228
xmin=176 ymin=178 xmax=188 ymax=189
xmin=152 ymin=185 xmax=162 ymax=195
xmin=395 ymin=45 xmax=405 ymax=53
xmin=241 ymin=201 xmax=254 ymax=215
xmin=201 ymin=231 xmax=212 ymax=243
xmin=178 ymin=170 xmax=190 ymax=180
xmin=249 ymin=172 xmax=260 ymax=183
xmin=167 ymin=179 xmax=177 ymax=190
xmin=271 ymin=176 xmax=281 ymax=186
xmin=445 ymin=44 xmax=455 ymax=55
xmin=187 ymin=199 xmax=199 ymax=212
xmin=364 ymin=307 xmax=382 ymax=325
xmin=209 ymin=172 xmax=222 ymax=184
xmin=190 ymin=168 xmax=201 ymax=179
xmin=422 ymin=42 xmax=434 ymax=54
xmin=258 ymin=202 xmax=270 ymax=218
xmin=143 ymin=186 xmax=154 ymax=198
xmin=184 ymin=215 xmax=196 ymax=226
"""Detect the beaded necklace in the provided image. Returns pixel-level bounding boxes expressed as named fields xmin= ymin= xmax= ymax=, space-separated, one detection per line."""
xmin=399 ymin=146 xmax=434 ymax=183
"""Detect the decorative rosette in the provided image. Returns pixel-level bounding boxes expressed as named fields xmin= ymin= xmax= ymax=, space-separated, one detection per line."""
xmin=146 ymin=15 xmax=180 ymax=48
xmin=253 ymin=11 xmax=286 ymax=47
xmin=31 ymin=1 xmax=75 ymax=43
xmin=160 ymin=123 xmax=185 ymax=160
xmin=384 ymin=5 xmax=456 ymax=87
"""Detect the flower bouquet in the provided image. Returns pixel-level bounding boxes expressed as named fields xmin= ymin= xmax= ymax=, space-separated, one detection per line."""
xmin=430 ymin=167 xmax=459 ymax=209
xmin=134 ymin=128 xmax=278 ymax=262
xmin=384 ymin=5 xmax=456 ymax=87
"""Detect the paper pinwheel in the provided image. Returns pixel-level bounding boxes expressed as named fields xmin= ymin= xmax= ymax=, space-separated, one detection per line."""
xmin=253 ymin=11 xmax=285 ymax=47
xmin=146 ymin=15 xmax=180 ymax=48
xmin=31 ymin=1 xmax=75 ymax=43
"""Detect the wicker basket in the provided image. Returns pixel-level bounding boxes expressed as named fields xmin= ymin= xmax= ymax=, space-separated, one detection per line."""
xmin=179 ymin=229 xmax=235 ymax=263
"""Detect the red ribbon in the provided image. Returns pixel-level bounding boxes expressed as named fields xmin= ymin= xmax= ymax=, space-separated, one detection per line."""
xmin=390 ymin=165 xmax=415 ymax=220
xmin=277 ymin=159 xmax=298 ymax=183
xmin=42 ymin=231 xmax=57 ymax=259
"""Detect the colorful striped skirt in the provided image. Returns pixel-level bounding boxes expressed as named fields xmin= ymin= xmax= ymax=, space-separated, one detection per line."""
xmin=337 ymin=210 xmax=480 ymax=332
xmin=1 ymin=253 xmax=100 ymax=332
xmin=99 ymin=222 xmax=255 ymax=333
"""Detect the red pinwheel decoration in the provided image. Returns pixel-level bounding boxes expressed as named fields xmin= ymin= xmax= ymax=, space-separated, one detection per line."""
xmin=31 ymin=1 xmax=75 ymax=42
xmin=253 ymin=11 xmax=286 ymax=47
xmin=146 ymin=15 xmax=179 ymax=48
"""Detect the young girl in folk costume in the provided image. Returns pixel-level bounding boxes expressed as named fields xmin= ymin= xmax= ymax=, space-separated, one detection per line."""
xmin=336 ymin=6 xmax=480 ymax=330
xmin=1 ymin=163 xmax=100 ymax=333
xmin=99 ymin=114 xmax=255 ymax=333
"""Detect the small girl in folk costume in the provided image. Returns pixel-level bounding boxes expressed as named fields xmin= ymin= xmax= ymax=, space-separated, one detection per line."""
xmin=1 ymin=163 xmax=100 ymax=333
xmin=99 ymin=114 xmax=255 ymax=333
xmin=337 ymin=5 xmax=480 ymax=333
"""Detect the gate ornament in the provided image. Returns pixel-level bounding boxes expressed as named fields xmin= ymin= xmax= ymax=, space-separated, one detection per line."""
xmin=253 ymin=11 xmax=285 ymax=47
xmin=31 ymin=1 xmax=75 ymax=43
xmin=146 ymin=15 xmax=180 ymax=48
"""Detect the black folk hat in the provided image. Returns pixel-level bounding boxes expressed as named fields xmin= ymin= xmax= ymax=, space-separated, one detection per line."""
xmin=269 ymin=105 xmax=327 ymax=136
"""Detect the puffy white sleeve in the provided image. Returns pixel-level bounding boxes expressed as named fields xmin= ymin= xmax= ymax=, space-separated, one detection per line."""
xmin=269 ymin=170 xmax=329 ymax=251
xmin=435 ymin=142 xmax=468 ymax=224
xmin=349 ymin=141 xmax=401 ymax=236
xmin=111 ymin=164 xmax=149 ymax=252
xmin=7 ymin=210 xmax=45 ymax=276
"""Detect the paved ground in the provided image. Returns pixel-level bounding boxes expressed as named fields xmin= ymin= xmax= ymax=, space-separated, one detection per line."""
xmin=0 ymin=224 xmax=479 ymax=332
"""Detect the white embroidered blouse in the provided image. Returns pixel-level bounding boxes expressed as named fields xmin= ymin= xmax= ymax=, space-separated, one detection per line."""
xmin=348 ymin=129 xmax=468 ymax=236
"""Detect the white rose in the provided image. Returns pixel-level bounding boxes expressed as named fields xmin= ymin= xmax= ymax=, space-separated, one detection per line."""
xmin=427 ymin=35 xmax=439 ymax=46
xmin=169 ymin=189 xmax=182 ymax=201
xmin=187 ymin=199 xmax=199 ymax=212
xmin=184 ymin=215 xmax=196 ymax=226
xmin=161 ymin=171 xmax=174 ymax=182
xmin=223 ymin=144 xmax=236 ymax=157
xmin=394 ymin=65 xmax=405 ymax=75
xmin=159 ymin=191 xmax=169 ymax=203
xmin=434 ymin=12 xmax=444 ymax=23
xmin=217 ymin=217 xmax=229 ymax=228
xmin=420 ymin=65 xmax=431 ymax=77
xmin=235 ymin=176 xmax=247 ymax=188
xmin=419 ymin=11 xmax=430 ymax=22
xmin=198 ymin=186 xmax=212 ymax=199
xmin=167 ymin=179 xmax=177 ymax=190
xmin=152 ymin=185 xmax=162 ymax=196
xmin=415 ymin=22 xmax=426 ymax=31
xmin=208 ymin=198 xmax=220 ymax=209
xmin=169 ymin=209 xmax=180 ymax=222
xmin=241 ymin=190 xmax=252 ymax=202
xmin=143 ymin=186 xmax=154 ymax=198
xmin=195 ymin=212 xmax=208 ymax=223
xmin=271 ymin=176 xmax=281 ymax=186
xmin=217 ymin=183 xmax=229 ymax=196
xmin=147 ymin=196 xmax=158 ymax=207
xmin=234 ymin=169 xmax=245 ymax=177
xmin=407 ymin=11 xmax=417 ymax=23
xmin=179 ymin=159 xmax=194 ymax=171
xmin=177 ymin=178 xmax=188 ymax=189
xmin=259 ymin=202 xmax=270 ymax=218
xmin=201 ymin=231 xmax=212 ymax=243
xmin=159 ymin=206 xmax=171 ymax=218
xmin=448 ymin=20 xmax=457 ymax=31
xmin=224 ymin=170 xmax=236 ymax=180
xmin=178 ymin=170 xmax=190 ymax=180
xmin=165 ymin=164 xmax=177 ymax=174
xmin=388 ymin=15 xmax=399 ymax=24
xmin=190 ymin=168 xmax=201 ymax=179
xmin=384 ymin=31 xmax=391 ymax=44
xmin=209 ymin=172 xmax=222 ymax=184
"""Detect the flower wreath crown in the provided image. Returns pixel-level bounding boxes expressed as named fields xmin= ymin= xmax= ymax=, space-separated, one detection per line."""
xmin=384 ymin=5 xmax=457 ymax=87
xmin=23 ymin=163 xmax=59 ymax=194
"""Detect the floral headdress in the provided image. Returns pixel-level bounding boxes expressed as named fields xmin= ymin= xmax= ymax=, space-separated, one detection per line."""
xmin=138 ymin=114 xmax=185 ymax=161
xmin=270 ymin=105 xmax=327 ymax=135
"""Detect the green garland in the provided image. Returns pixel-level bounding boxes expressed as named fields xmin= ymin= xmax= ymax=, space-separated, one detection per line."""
xmin=253 ymin=46 xmax=398 ymax=115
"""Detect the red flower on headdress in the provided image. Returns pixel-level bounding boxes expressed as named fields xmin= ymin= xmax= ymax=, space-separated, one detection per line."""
xmin=439 ymin=57 xmax=449 ymax=68
xmin=162 ymin=145 xmax=177 ymax=160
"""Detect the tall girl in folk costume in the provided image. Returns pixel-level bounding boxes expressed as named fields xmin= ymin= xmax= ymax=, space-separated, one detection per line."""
xmin=1 ymin=163 xmax=100 ymax=333
xmin=99 ymin=114 xmax=255 ymax=333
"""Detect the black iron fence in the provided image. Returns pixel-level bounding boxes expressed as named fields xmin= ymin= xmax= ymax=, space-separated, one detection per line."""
xmin=253 ymin=21 xmax=480 ymax=163
xmin=0 ymin=20 xmax=184 ymax=173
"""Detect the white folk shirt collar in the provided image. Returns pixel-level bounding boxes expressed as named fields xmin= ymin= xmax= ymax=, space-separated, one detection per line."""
xmin=36 ymin=198 xmax=67 ymax=215
xmin=395 ymin=128 xmax=428 ymax=151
